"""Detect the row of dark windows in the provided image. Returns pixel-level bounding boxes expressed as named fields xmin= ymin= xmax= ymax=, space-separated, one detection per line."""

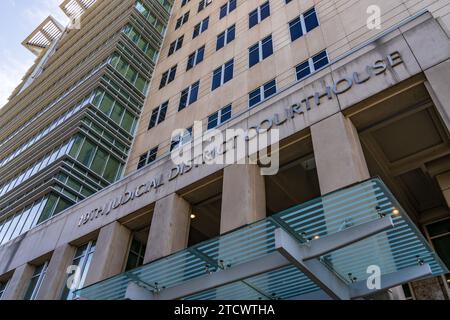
xmin=163 ymin=3 xmax=319 ymax=89
xmin=140 ymin=1 xmax=326 ymax=170
xmin=139 ymin=103 xmax=232 ymax=170
xmin=143 ymin=47 xmax=329 ymax=170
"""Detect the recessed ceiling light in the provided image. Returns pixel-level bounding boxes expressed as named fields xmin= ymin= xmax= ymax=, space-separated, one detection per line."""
xmin=190 ymin=214 xmax=196 ymax=219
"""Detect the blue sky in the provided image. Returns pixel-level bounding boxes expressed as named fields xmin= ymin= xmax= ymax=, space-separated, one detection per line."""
xmin=0 ymin=0 xmax=69 ymax=108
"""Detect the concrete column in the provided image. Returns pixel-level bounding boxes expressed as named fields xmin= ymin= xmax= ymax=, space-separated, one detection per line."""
xmin=36 ymin=244 xmax=76 ymax=300
xmin=411 ymin=277 xmax=449 ymax=300
xmin=84 ymin=222 xmax=132 ymax=286
xmin=220 ymin=164 xmax=266 ymax=234
xmin=311 ymin=113 xmax=370 ymax=194
xmin=437 ymin=171 xmax=450 ymax=208
xmin=144 ymin=193 xmax=191 ymax=264
xmin=425 ymin=59 xmax=450 ymax=133
xmin=2 ymin=264 xmax=34 ymax=300
xmin=311 ymin=113 xmax=407 ymax=300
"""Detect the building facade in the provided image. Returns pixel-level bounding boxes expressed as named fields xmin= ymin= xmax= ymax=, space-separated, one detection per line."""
xmin=0 ymin=0 xmax=450 ymax=300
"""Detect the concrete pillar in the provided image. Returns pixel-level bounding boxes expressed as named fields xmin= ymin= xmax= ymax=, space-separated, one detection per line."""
xmin=411 ymin=277 xmax=449 ymax=300
xmin=36 ymin=244 xmax=76 ymax=300
xmin=437 ymin=171 xmax=450 ymax=208
xmin=220 ymin=164 xmax=266 ymax=234
xmin=311 ymin=113 xmax=406 ymax=300
xmin=84 ymin=222 xmax=132 ymax=286
xmin=425 ymin=59 xmax=450 ymax=133
xmin=311 ymin=113 xmax=370 ymax=194
xmin=143 ymin=193 xmax=191 ymax=264
xmin=2 ymin=264 xmax=34 ymax=300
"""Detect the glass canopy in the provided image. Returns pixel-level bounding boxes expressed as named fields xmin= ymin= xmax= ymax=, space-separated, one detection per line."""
xmin=75 ymin=178 xmax=448 ymax=300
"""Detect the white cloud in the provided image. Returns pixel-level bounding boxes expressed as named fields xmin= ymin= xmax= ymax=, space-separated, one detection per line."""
xmin=0 ymin=50 xmax=34 ymax=108
xmin=22 ymin=0 xmax=69 ymax=27
xmin=0 ymin=0 xmax=69 ymax=108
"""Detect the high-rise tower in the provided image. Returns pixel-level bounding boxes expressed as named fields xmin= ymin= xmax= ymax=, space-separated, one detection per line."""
xmin=0 ymin=0 xmax=172 ymax=248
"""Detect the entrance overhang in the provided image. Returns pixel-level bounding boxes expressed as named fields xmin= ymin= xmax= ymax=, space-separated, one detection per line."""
xmin=75 ymin=178 xmax=448 ymax=300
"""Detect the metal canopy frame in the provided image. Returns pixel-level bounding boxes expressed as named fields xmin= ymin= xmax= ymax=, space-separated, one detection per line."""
xmin=75 ymin=178 xmax=448 ymax=300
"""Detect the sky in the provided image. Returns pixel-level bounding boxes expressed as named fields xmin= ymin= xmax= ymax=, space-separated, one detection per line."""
xmin=0 ymin=0 xmax=69 ymax=109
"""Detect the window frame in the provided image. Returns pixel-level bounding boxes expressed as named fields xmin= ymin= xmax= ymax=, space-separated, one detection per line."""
xmin=219 ymin=0 xmax=237 ymax=19
xmin=249 ymin=35 xmax=273 ymax=68
xmin=148 ymin=101 xmax=169 ymax=130
xmin=137 ymin=146 xmax=159 ymax=169
xmin=216 ymin=24 xmax=235 ymax=51
xmin=295 ymin=50 xmax=329 ymax=81
xmin=193 ymin=17 xmax=209 ymax=38
xmin=187 ymin=45 xmax=206 ymax=71
xmin=60 ymin=240 xmax=96 ymax=300
xmin=211 ymin=59 xmax=234 ymax=91
xmin=289 ymin=7 xmax=319 ymax=42
xmin=168 ymin=35 xmax=184 ymax=56
xmin=179 ymin=81 xmax=200 ymax=111
xmin=207 ymin=104 xmax=232 ymax=130
xmin=249 ymin=1 xmax=270 ymax=29
xmin=248 ymin=78 xmax=277 ymax=108
xmin=170 ymin=127 xmax=193 ymax=151
xmin=159 ymin=65 xmax=177 ymax=89
xmin=24 ymin=261 xmax=49 ymax=300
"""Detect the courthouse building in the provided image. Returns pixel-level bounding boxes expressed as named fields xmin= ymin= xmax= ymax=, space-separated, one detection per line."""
xmin=0 ymin=0 xmax=450 ymax=300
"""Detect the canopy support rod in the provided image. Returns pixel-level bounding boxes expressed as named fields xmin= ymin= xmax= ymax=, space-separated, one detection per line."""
xmin=123 ymin=217 xmax=431 ymax=301
xmin=125 ymin=252 xmax=290 ymax=300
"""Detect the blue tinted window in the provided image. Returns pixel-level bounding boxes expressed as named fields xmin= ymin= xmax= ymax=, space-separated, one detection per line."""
xmin=159 ymin=72 xmax=168 ymax=89
xmin=296 ymin=60 xmax=311 ymax=80
xmin=219 ymin=5 xmax=227 ymax=18
xmin=217 ymin=32 xmax=225 ymax=50
xmin=312 ymin=50 xmax=329 ymax=70
xmin=229 ymin=0 xmax=236 ymax=11
xmin=197 ymin=46 xmax=205 ymax=63
xmin=262 ymin=35 xmax=273 ymax=59
xmin=168 ymin=66 xmax=177 ymax=82
xmin=208 ymin=113 xmax=219 ymax=130
xmin=221 ymin=105 xmax=232 ymax=123
xmin=193 ymin=24 xmax=200 ymax=38
xmin=249 ymin=9 xmax=258 ymax=29
xmin=264 ymin=80 xmax=276 ymax=98
xmin=260 ymin=2 xmax=270 ymax=20
xmin=212 ymin=68 xmax=222 ymax=91
xmin=220 ymin=0 xmax=236 ymax=19
xmin=228 ymin=25 xmax=235 ymax=42
xmin=189 ymin=81 xmax=200 ymax=104
xmin=224 ymin=60 xmax=234 ymax=83
xmin=202 ymin=17 xmax=209 ymax=31
xmin=179 ymin=89 xmax=189 ymax=111
xmin=187 ymin=53 xmax=195 ymax=70
xmin=304 ymin=8 xmax=319 ymax=32
xmin=212 ymin=60 xmax=233 ymax=91
xmin=217 ymin=25 xmax=235 ymax=51
xmin=249 ymin=89 xmax=261 ymax=108
xmin=249 ymin=43 xmax=260 ymax=68
xmin=289 ymin=17 xmax=303 ymax=41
